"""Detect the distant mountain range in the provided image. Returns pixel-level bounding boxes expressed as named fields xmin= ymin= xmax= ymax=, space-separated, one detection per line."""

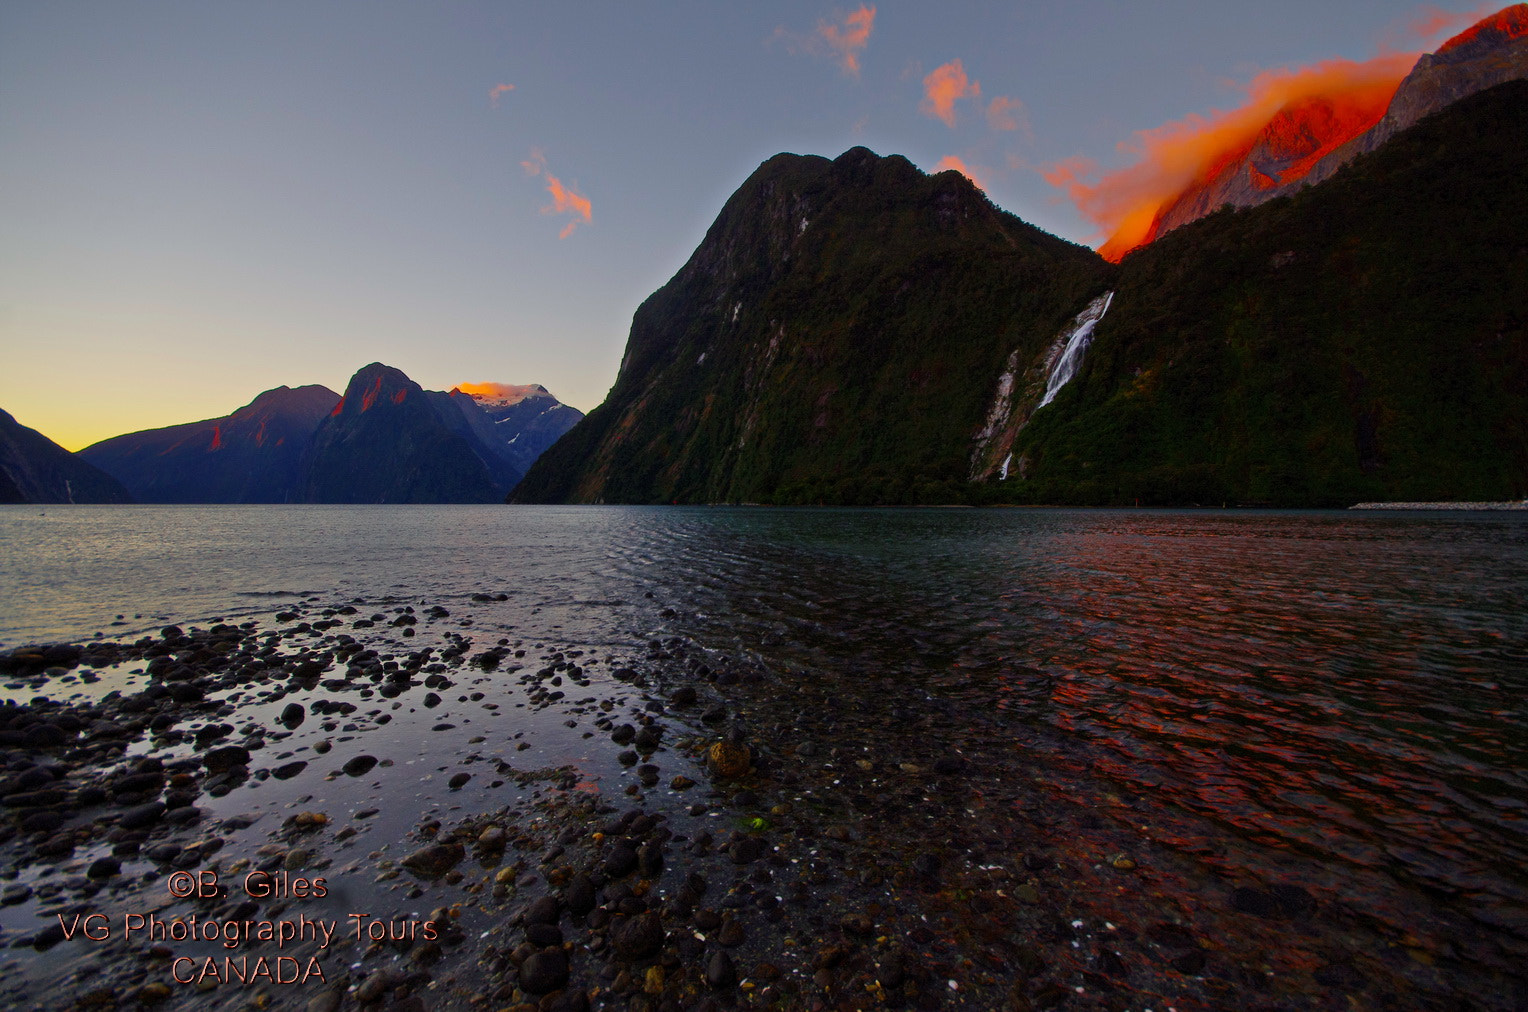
xmin=517 ymin=8 xmax=1527 ymax=507
xmin=59 ymin=365 xmax=582 ymax=504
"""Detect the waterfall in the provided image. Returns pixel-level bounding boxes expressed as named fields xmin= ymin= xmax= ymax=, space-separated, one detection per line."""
xmin=1038 ymin=291 xmax=1113 ymax=409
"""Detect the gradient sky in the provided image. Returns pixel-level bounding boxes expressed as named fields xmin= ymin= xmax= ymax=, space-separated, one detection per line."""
xmin=0 ymin=1 xmax=1490 ymax=449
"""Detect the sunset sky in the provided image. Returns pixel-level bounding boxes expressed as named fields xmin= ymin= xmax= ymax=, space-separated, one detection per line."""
xmin=0 ymin=1 xmax=1494 ymax=450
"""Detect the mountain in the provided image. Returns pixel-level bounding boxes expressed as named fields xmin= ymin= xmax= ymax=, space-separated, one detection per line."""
xmin=513 ymin=146 xmax=1110 ymax=504
xmin=1001 ymin=81 xmax=1528 ymax=506
xmin=0 ymin=408 xmax=133 ymax=504
xmin=80 ymin=385 xmax=339 ymax=502
xmin=516 ymin=79 xmax=1526 ymax=508
xmin=453 ymin=384 xmax=585 ymax=476
xmin=298 ymin=363 xmax=517 ymax=503
xmin=1142 ymin=4 xmax=1528 ymax=250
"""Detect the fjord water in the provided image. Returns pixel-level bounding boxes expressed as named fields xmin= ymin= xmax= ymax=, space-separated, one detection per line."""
xmin=2 ymin=505 xmax=1525 ymax=973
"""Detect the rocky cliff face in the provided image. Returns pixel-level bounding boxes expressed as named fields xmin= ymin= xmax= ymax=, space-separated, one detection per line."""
xmin=1297 ymin=4 xmax=1528 ymax=191
xmin=1 ymin=408 xmax=133 ymax=504
xmin=1146 ymin=5 xmax=1528 ymax=247
xmin=81 ymin=385 xmax=338 ymax=502
xmin=512 ymin=147 xmax=1110 ymax=504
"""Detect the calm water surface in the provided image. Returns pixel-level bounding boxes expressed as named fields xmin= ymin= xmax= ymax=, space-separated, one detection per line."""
xmin=2 ymin=504 xmax=1525 ymax=984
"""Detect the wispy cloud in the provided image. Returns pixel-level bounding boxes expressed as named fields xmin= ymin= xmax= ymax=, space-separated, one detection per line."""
xmin=932 ymin=155 xmax=984 ymax=190
xmin=985 ymin=95 xmax=1028 ymax=134
xmin=522 ymin=150 xmax=592 ymax=239
xmin=489 ymin=83 xmax=515 ymax=108
xmin=920 ymin=59 xmax=980 ymax=127
xmin=1384 ymin=4 xmax=1494 ymax=48
xmin=817 ymin=5 xmax=876 ymax=76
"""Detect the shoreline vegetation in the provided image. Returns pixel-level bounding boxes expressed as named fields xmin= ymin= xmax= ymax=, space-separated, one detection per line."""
xmin=1 ymin=591 xmax=1523 ymax=1010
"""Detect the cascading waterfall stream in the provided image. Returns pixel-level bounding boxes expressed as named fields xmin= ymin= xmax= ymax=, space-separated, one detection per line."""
xmin=1038 ymin=291 xmax=1113 ymax=408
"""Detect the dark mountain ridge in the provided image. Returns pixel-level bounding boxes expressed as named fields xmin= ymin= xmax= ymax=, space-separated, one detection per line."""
xmin=297 ymin=363 xmax=516 ymax=504
xmin=0 ymin=408 xmax=133 ymax=504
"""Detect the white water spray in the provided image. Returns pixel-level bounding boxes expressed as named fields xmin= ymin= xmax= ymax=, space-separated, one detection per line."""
xmin=1038 ymin=291 xmax=1113 ymax=409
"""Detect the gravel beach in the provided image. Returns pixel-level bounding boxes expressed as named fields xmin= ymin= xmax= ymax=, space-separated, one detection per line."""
xmin=1 ymin=594 xmax=1522 ymax=1011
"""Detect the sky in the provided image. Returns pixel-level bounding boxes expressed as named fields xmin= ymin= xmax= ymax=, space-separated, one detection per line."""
xmin=0 ymin=1 xmax=1497 ymax=450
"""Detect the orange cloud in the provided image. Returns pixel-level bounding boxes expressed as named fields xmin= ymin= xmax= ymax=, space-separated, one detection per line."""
xmin=932 ymin=155 xmax=984 ymax=190
xmin=489 ymin=83 xmax=515 ymax=107
xmin=1046 ymin=53 xmax=1415 ymax=260
xmin=1040 ymin=154 xmax=1097 ymax=189
xmin=521 ymin=150 xmax=592 ymax=238
xmin=986 ymin=94 xmax=1027 ymax=133
xmin=920 ymin=59 xmax=980 ymax=127
xmin=818 ymin=5 xmax=876 ymax=76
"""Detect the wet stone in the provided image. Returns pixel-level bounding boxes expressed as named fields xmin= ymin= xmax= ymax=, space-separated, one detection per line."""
xmin=525 ymin=923 xmax=563 ymax=947
xmin=86 ymin=856 xmax=121 ymax=879
xmin=565 ymin=875 xmax=597 ymax=917
xmin=613 ymin=912 xmax=664 ymax=960
xmin=118 ymin=801 xmax=166 ymax=830
xmin=203 ymin=745 xmax=250 ymax=773
xmin=526 ymin=895 xmax=562 ymax=925
xmin=342 ymin=755 xmax=378 ymax=777
xmin=705 ymin=950 xmax=737 ymax=989
xmin=402 ymin=843 xmax=465 ymax=880
xmin=604 ymin=843 xmax=639 ymax=878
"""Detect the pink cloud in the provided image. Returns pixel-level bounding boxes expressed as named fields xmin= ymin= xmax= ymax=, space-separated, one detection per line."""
xmin=986 ymin=94 xmax=1027 ymax=133
xmin=817 ymin=5 xmax=876 ymax=76
xmin=921 ymin=59 xmax=980 ymax=127
xmin=489 ymin=83 xmax=515 ymax=108
xmin=521 ymin=150 xmax=592 ymax=239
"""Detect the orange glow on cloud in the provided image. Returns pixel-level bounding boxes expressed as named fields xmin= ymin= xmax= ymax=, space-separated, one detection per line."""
xmin=1047 ymin=53 xmax=1415 ymax=261
xmin=522 ymin=150 xmax=592 ymax=238
xmin=817 ymin=5 xmax=876 ymax=76
xmin=921 ymin=59 xmax=980 ymax=127
xmin=453 ymin=382 xmax=542 ymax=402
xmin=932 ymin=155 xmax=984 ymax=190
xmin=489 ymin=83 xmax=515 ymax=107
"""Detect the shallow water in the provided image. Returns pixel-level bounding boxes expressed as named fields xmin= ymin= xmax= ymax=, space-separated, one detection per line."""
xmin=2 ymin=503 xmax=1526 ymax=1000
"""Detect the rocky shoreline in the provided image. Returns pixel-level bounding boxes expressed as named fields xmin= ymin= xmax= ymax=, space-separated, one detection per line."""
xmin=1 ymin=599 xmax=1523 ymax=1011
xmin=1348 ymin=501 xmax=1528 ymax=510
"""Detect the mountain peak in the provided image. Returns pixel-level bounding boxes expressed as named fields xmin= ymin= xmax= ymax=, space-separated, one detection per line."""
xmin=1434 ymin=3 xmax=1528 ymax=63
xmin=332 ymin=363 xmax=421 ymax=416
xmin=450 ymin=382 xmax=552 ymax=408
